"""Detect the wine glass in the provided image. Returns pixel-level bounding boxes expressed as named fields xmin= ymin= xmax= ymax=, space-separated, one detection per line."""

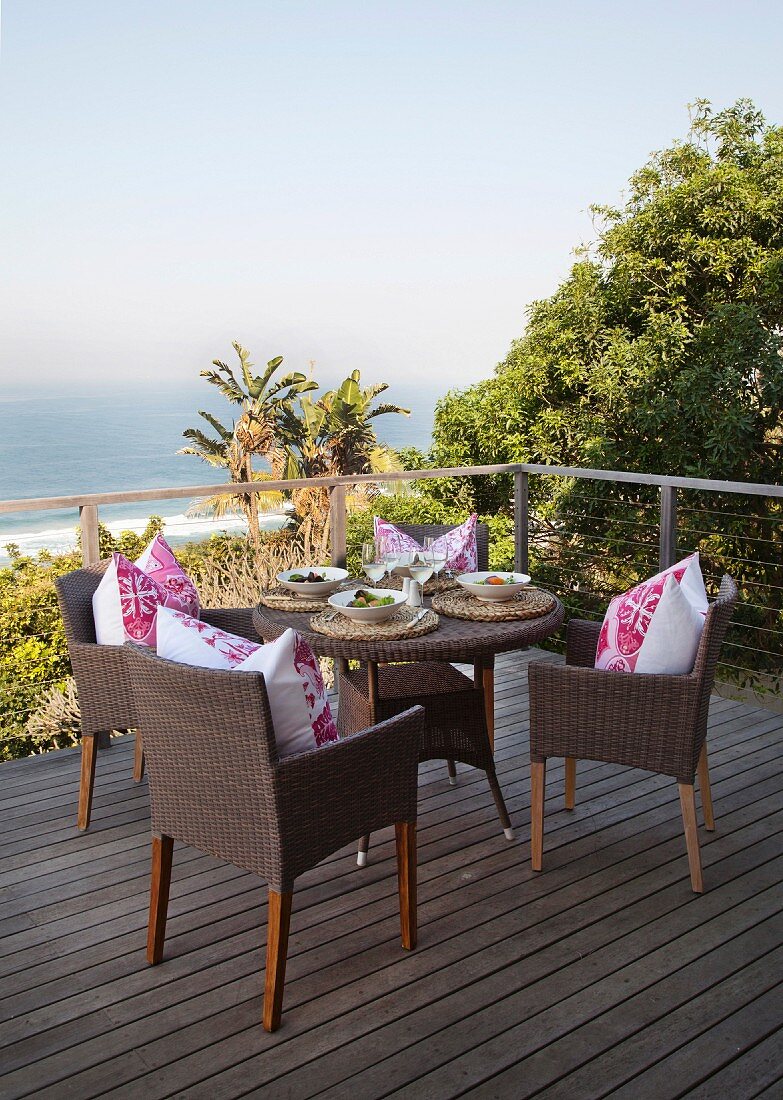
xmin=382 ymin=547 xmax=400 ymax=579
xmin=424 ymin=537 xmax=447 ymax=579
xmin=362 ymin=541 xmax=387 ymax=585
xmin=409 ymin=548 xmax=435 ymax=588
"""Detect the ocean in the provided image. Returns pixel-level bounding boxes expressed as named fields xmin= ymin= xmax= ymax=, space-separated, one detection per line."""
xmin=0 ymin=381 xmax=443 ymax=563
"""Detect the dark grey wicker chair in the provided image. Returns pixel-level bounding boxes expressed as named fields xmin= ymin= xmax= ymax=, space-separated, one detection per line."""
xmin=346 ymin=521 xmax=512 ymax=866
xmin=55 ymin=559 xmax=259 ymax=829
xmin=126 ymin=647 xmax=422 ymax=1032
xmin=528 ymin=574 xmax=737 ymax=893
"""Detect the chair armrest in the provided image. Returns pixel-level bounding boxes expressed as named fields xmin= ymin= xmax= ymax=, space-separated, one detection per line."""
xmin=201 ymin=606 xmax=259 ymax=641
xmin=68 ymin=641 xmax=135 ymax=732
xmin=566 ymin=618 xmax=602 ymax=667
xmin=528 ymin=660 xmax=700 ymax=779
xmin=273 ymin=706 xmax=424 ymax=886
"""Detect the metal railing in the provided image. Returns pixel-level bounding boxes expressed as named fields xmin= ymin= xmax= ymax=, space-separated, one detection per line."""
xmin=0 ymin=462 xmax=781 ymax=756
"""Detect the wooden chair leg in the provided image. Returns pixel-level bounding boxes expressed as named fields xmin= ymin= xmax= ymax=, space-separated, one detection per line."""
xmin=697 ymin=743 xmax=715 ymax=832
xmin=77 ymin=733 xmax=99 ymax=830
xmin=133 ymin=730 xmax=145 ymax=783
xmin=678 ymin=783 xmax=704 ymax=894
xmin=446 ymin=758 xmax=458 ymax=786
xmin=147 ymin=834 xmax=174 ymax=964
xmin=564 ymin=757 xmax=576 ymax=810
xmin=357 ymin=833 xmax=371 ymax=867
xmin=531 ymin=759 xmax=546 ymax=871
xmin=395 ymin=822 xmax=417 ymax=950
xmin=263 ymin=890 xmax=293 ymax=1032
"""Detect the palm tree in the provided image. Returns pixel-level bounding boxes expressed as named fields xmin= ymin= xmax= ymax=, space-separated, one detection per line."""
xmin=180 ymin=342 xmax=317 ymax=544
xmin=275 ymin=371 xmax=410 ymax=555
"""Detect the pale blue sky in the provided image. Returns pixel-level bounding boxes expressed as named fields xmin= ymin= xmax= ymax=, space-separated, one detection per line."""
xmin=1 ymin=0 xmax=781 ymax=391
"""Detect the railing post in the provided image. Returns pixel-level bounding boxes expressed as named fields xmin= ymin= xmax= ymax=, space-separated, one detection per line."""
xmin=658 ymin=485 xmax=677 ymax=570
xmin=329 ymin=484 xmax=347 ymax=569
xmin=514 ymin=470 xmax=529 ymax=574
xmin=80 ymin=505 xmax=100 ymax=566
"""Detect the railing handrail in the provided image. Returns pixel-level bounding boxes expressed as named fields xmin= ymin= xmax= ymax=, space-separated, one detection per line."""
xmin=1 ymin=461 xmax=781 ymax=515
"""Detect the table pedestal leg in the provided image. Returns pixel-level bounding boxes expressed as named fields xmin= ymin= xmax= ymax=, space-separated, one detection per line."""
xmin=474 ymin=657 xmax=495 ymax=753
xmin=357 ymin=660 xmax=379 ymax=868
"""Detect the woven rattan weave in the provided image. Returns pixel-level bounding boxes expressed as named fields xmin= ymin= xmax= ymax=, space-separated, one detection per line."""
xmin=55 ymin=558 xmax=260 ymax=829
xmin=310 ymin=606 xmax=439 ymax=642
xmin=431 ymin=586 xmax=557 ymax=622
xmin=381 ymin=574 xmax=460 ymax=595
xmin=259 ymin=581 xmax=357 ymax=613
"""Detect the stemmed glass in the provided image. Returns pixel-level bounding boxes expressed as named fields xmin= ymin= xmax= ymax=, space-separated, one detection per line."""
xmin=409 ymin=547 xmax=435 ymax=588
xmin=362 ymin=541 xmax=387 ymax=585
xmin=424 ymin=537 xmax=447 ymax=581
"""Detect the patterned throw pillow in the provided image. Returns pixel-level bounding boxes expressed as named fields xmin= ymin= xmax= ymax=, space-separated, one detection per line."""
xmin=373 ymin=514 xmax=478 ymax=573
xmin=595 ymin=553 xmax=708 ymax=675
xmin=156 ymin=608 xmax=339 ymax=756
xmin=92 ymin=534 xmax=201 ymax=647
xmin=135 ymin=534 xmax=200 ymax=618
xmin=92 ymin=553 xmax=194 ymax=647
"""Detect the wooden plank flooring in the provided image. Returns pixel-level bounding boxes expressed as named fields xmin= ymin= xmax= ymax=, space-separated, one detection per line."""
xmin=1 ymin=648 xmax=782 ymax=1099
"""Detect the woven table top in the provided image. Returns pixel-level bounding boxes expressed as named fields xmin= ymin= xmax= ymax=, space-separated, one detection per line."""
xmin=253 ymin=592 xmax=565 ymax=663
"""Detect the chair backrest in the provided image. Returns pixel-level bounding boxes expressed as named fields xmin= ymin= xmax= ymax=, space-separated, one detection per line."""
xmin=55 ymin=559 xmax=110 ymax=645
xmin=692 ymin=574 xmax=738 ymax=736
xmin=126 ymin=647 xmax=282 ymax=879
xmin=393 ymin=522 xmax=489 ymax=572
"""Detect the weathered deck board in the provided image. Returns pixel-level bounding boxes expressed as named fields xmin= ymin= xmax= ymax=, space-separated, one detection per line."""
xmin=1 ymin=649 xmax=781 ymax=1099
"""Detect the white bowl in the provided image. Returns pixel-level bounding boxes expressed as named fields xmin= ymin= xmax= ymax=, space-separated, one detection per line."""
xmin=277 ymin=566 xmax=349 ymax=598
xmin=456 ymin=571 xmax=531 ymax=603
xmin=327 ymin=587 xmax=408 ymax=623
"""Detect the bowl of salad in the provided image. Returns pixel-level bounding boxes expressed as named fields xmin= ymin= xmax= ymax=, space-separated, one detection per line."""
xmin=277 ymin=566 xmax=349 ymax=598
xmin=456 ymin=571 xmax=531 ymax=603
xmin=327 ymin=587 xmax=408 ymax=623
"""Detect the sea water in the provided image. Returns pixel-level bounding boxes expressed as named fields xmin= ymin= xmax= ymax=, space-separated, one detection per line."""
xmin=0 ymin=382 xmax=442 ymax=563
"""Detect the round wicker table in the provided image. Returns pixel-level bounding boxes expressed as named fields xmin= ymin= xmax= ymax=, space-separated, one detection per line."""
xmin=252 ymin=593 xmax=565 ymax=750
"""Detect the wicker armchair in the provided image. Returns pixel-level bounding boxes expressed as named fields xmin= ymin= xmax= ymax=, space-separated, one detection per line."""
xmin=126 ymin=647 xmax=422 ymax=1033
xmin=55 ymin=559 xmax=259 ymax=829
xmin=528 ymin=574 xmax=738 ymax=893
xmin=346 ymin=521 xmax=513 ymax=866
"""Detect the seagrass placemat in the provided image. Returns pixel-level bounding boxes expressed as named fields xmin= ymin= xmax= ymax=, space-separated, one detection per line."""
xmin=383 ymin=574 xmax=460 ymax=596
xmin=259 ymin=581 xmax=357 ymax=613
xmin=431 ymin=586 xmax=557 ymax=622
xmin=310 ymin=605 xmax=439 ymax=641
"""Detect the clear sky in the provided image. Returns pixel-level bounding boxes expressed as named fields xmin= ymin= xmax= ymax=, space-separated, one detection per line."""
xmin=1 ymin=0 xmax=781 ymax=392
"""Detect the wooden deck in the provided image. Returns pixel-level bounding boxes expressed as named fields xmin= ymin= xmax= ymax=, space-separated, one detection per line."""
xmin=1 ymin=648 xmax=782 ymax=1099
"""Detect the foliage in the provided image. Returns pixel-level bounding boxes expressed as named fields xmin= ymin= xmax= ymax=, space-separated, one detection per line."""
xmin=427 ymin=99 xmax=783 ymax=685
xmin=180 ymin=342 xmax=317 ymax=544
xmin=1 ymin=516 xmax=173 ymax=760
xmin=433 ymin=100 xmax=783 ymax=484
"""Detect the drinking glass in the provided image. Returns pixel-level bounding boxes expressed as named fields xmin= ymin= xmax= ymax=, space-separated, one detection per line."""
xmin=362 ymin=541 xmax=387 ymax=584
xmin=409 ymin=548 xmax=435 ymax=587
xmin=424 ymin=537 xmax=447 ymax=578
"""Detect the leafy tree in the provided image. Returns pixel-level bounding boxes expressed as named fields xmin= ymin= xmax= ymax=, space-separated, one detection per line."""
xmin=430 ymin=99 xmax=783 ymax=690
xmin=276 ymin=370 xmax=410 ymax=555
xmin=180 ymin=342 xmax=317 ymax=544
xmin=433 ymin=99 xmax=783 ymax=494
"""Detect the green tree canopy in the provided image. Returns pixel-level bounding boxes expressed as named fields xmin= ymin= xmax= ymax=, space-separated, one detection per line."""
xmin=433 ymin=99 xmax=783 ymax=509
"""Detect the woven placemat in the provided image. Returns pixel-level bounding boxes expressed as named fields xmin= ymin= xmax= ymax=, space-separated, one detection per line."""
xmin=310 ymin=605 xmax=439 ymax=641
xmin=260 ymin=581 xmax=357 ymax=613
xmin=431 ymin=586 xmax=557 ymax=622
xmin=383 ymin=574 xmax=460 ymax=596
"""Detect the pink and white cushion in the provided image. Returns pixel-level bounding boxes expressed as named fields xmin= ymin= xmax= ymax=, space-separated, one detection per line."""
xmin=595 ymin=553 xmax=708 ymax=675
xmin=135 ymin=534 xmax=199 ymax=618
xmin=92 ymin=553 xmax=191 ymax=648
xmin=374 ymin=514 xmax=478 ymax=573
xmin=156 ymin=608 xmax=339 ymax=756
